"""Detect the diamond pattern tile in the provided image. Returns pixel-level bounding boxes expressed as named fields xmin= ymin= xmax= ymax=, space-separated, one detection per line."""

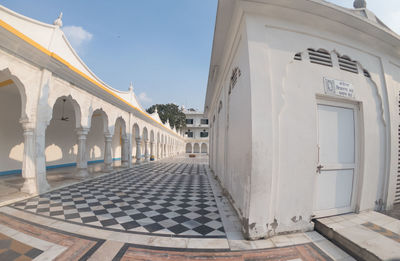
xmin=12 ymin=161 xmax=225 ymax=238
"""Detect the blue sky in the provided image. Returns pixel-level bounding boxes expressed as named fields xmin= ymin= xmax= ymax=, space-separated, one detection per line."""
xmin=2 ymin=1 xmax=399 ymax=110
xmin=2 ymin=0 xmax=218 ymax=110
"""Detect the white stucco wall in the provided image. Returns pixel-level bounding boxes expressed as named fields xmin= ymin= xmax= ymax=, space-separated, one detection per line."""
xmin=209 ymin=19 xmax=253 ymax=234
xmin=207 ymin=1 xmax=400 ymax=239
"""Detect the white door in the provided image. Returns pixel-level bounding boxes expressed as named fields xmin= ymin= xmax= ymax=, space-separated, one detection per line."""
xmin=314 ymin=103 xmax=357 ymax=217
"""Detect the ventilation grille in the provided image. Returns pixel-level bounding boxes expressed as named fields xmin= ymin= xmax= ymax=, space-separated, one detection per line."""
xmin=294 ymin=53 xmax=302 ymax=61
xmin=308 ymin=49 xmax=332 ymax=67
xmin=339 ymin=56 xmax=358 ymax=74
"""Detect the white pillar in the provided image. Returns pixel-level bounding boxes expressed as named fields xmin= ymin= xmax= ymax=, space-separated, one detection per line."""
xmin=35 ymin=121 xmax=50 ymax=194
xmin=104 ymin=133 xmax=113 ymax=171
xmin=157 ymin=142 xmax=160 ymax=159
xmin=135 ymin=137 xmax=142 ymax=163
xmin=127 ymin=135 xmax=132 ymax=168
xmin=121 ymin=134 xmax=129 ymax=168
xmin=76 ymin=128 xmax=89 ymax=178
xmin=163 ymin=144 xmax=167 ymax=157
xmin=20 ymin=122 xmax=37 ymax=194
xmin=144 ymin=139 xmax=150 ymax=162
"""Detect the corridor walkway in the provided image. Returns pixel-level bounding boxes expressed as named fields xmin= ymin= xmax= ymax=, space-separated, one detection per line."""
xmin=0 ymin=156 xmax=354 ymax=260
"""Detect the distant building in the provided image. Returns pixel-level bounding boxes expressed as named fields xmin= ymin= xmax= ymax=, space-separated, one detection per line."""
xmin=182 ymin=109 xmax=209 ymax=154
xmin=205 ymin=0 xmax=400 ymax=239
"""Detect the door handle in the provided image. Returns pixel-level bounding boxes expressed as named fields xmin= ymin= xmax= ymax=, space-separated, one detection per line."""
xmin=316 ymin=164 xmax=324 ymax=174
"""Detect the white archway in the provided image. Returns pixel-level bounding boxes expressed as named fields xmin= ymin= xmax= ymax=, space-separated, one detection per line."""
xmin=186 ymin=143 xmax=192 ymax=153
xmin=193 ymin=143 xmax=200 ymax=153
xmin=201 ymin=143 xmax=208 ymax=154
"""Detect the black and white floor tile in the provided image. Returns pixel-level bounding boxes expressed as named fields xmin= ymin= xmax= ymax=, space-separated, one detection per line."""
xmin=12 ymin=160 xmax=225 ymax=238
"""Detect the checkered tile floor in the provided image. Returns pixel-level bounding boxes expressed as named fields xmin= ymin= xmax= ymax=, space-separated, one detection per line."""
xmin=12 ymin=159 xmax=225 ymax=238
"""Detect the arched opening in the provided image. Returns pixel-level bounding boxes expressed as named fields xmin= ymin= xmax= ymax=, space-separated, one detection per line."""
xmin=45 ymin=96 xmax=80 ymax=182
xmin=186 ymin=143 xmax=192 ymax=153
xmin=193 ymin=143 xmax=200 ymax=153
xmin=201 ymin=143 xmax=208 ymax=154
xmin=0 ymin=74 xmax=24 ymax=193
xmin=112 ymin=117 xmax=126 ymax=168
xmin=87 ymin=109 xmax=108 ymax=172
xmin=132 ymin=123 xmax=140 ymax=163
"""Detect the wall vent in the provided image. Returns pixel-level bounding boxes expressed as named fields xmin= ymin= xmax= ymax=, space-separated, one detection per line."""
xmin=339 ymin=56 xmax=358 ymax=74
xmin=308 ymin=49 xmax=332 ymax=67
xmin=294 ymin=53 xmax=302 ymax=61
xmin=363 ymin=69 xmax=371 ymax=78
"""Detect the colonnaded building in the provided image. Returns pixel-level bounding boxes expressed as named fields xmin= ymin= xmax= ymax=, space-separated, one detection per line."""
xmin=0 ymin=5 xmax=186 ymax=195
xmin=183 ymin=108 xmax=209 ymax=154
xmin=205 ymin=0 xmax=400 ymax=239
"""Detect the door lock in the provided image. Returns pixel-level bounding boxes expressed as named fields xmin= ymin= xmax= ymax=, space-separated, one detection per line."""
xmin=316 ymin=164 xmax=324 ymax=174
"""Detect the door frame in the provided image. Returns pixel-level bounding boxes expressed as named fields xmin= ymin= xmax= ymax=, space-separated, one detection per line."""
xmin=313 ymin=96 xmax=362 ymax=218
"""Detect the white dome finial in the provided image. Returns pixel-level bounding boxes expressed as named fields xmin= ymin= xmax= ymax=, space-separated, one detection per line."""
xmin=354 ymin=0 xmax=367 ymax=9
xmin=54 ymin=12 xmax=63 ymax=27
xmin=129 ymin=82 xmax=134 ymax=92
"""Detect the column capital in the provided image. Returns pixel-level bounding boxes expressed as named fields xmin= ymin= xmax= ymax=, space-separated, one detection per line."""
xmin=135 ymin=137 xmax=142 ymax=143
xmin=19 ymin=118 xmax=35 ymax=132
xmin=76 ymin=127 xmax=89 ymax=136
xmin=104 ymin=133 xmax=113 ymax=141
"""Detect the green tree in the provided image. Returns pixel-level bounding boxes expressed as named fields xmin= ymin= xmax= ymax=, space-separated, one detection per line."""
xmin=146 ymin=103 xmax=186 ymax=130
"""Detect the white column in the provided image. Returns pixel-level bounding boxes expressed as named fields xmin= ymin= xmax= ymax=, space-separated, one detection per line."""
xmin=104 ymin=133 xmax=113 ymax=171
xmin=35 ymin=121 xmax=50 ymax=194
xmin=157 ymin=142 xmax=160 ymax=159
xmin=20 ymin=122 xmax=37 ymax=194
xmin=127 ymin=134 xmax=132 ymax=168
xmin=121 ymin=134 xmax=129 ymax=168
xmin=135 ymin=137 xmax=142 ymax=163
xmin=163 ymin=144 xmax=167 ymax=157
xmin=144 ymin=139 xmax=150 ymax=162
xmin=76 ymin=128 xmax=89 ymax=178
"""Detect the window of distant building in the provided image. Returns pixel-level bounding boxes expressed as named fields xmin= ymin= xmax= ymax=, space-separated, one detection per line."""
xmin=186 ymin=119 xmax=193 ymax=124
xmin=186 ymin=130 xmax=193 ymax=138
xmin=200 ymin=130 xmax=208 ymax=138
xmin=201 ymin=119 xmax=208 ymax=125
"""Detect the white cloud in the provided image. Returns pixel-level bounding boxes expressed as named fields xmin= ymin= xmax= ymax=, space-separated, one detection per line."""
xmin=63 ymin=25 xmax=93 ymax=52
xmin=138 ymin=92 xmax=152 ymax=104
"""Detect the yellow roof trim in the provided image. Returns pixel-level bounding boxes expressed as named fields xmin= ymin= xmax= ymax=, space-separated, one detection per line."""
xmin=0 ymin=79 xmax=13 ymax=88
xmin=0 ymin=19 xmax=179 ymax=137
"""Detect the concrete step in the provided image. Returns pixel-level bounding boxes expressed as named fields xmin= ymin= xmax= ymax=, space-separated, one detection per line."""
xmin=314 ymin=211 xmax=400 ymax=261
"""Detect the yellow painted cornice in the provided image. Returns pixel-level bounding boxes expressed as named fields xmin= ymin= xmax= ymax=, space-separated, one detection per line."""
xmin=0 ymin=79 xmax=13 ymax=88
